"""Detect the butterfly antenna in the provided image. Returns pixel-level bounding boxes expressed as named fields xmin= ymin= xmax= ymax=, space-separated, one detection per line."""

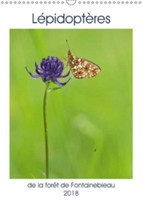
xmin=66 ymin=40 xmax=71 ymax=51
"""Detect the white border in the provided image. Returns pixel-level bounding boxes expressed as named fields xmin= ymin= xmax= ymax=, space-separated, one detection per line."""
xmin=0 ymin=2 xmax=142 ymax=200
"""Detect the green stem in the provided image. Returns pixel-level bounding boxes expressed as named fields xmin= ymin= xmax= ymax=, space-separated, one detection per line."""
xmin=43 ymin=82 xmax=50 ymax=178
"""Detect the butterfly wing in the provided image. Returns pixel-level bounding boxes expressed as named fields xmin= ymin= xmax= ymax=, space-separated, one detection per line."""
xmin=69 ymin=56 xmax=101 ymax=79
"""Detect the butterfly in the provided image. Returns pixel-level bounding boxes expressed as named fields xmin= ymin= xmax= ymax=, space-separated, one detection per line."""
xmin=66 ymin=40 xmax=101 ymax=79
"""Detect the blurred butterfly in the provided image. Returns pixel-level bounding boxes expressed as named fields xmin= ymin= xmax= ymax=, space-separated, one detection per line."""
xmin=66 ymin=40 xmax=101 ymax=79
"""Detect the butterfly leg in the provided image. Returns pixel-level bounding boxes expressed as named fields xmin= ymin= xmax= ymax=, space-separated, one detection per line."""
xmin=60 ymin=57 xmax=67 ymax=62
xmin=60 ymin=57 xmax=69 ymax=68
xmin=65 ymin=61 xmax=69 ymax=68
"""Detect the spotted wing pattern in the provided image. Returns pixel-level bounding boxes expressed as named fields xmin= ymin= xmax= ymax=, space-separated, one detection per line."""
xmin=68 ymin=55 xmax=101 ymax=79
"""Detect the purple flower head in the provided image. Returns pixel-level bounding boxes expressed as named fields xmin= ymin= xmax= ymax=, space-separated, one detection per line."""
xmin=25 ymin=56 xmax=71 ymax=86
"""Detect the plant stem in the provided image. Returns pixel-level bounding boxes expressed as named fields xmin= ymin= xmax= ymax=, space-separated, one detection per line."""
xmin=43 ymin=82 xmax=50 ymax=178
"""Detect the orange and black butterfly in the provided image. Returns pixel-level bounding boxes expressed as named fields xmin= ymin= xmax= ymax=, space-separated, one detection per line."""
xmin=66 ymin=40 xmax=101 ymax=79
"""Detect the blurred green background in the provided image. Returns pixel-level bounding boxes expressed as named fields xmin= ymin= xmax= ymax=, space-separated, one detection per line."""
xmin=10 ymin=29 xmax=132 ymax=179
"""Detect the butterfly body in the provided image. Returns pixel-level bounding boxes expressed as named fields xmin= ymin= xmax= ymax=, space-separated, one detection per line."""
xmin=67 ymin=49 xmax=101 ymax=79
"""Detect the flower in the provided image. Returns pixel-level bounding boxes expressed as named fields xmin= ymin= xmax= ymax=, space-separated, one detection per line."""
xmin=25 ymin=56 xmax=71 ymax=86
